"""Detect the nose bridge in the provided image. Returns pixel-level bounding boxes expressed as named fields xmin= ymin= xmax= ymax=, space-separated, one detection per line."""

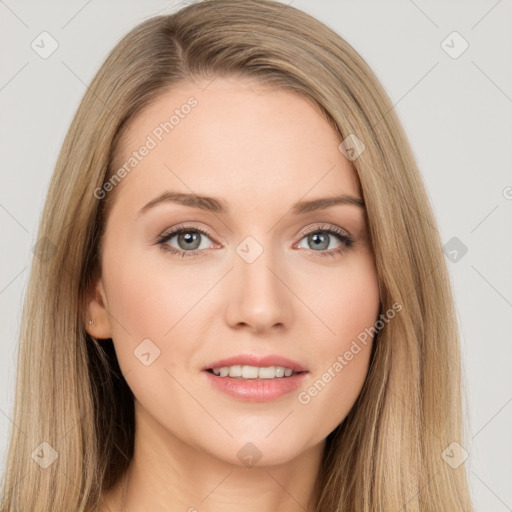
xmin=225 ymin=235 xmax=292 ymax=331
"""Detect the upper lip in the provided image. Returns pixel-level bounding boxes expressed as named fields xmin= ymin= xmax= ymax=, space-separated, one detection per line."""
xmin=203 ymin=354 xmax=308 ymax=372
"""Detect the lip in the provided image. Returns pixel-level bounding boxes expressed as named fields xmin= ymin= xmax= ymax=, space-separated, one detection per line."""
xmin=203 ymin=354 xmax=308 ymax=372
xmin=202 ymin=370 xmax=308 ymax=402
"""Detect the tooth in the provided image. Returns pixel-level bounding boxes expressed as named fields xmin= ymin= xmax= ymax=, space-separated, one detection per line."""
xmin=258 ymin=366 xmax=276 ymax=379
xmin=241 ymin=365 xmax=259 ymax=379
xmin=228 ymin=365 xmax=242 ymax=377
xmin=210 ymin=365 xmax=297 ymax=378
xmin=275 ymin=366 xmax=285 ymax=378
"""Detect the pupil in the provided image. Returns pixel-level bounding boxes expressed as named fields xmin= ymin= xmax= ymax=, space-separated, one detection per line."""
xmin=310 ymin=232 xmax=328 ymax=250
xmin=179 ymin=231 xmax=200 ymax=250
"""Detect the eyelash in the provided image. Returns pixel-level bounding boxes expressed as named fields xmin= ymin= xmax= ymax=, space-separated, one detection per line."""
xmin=156 ymin=223 xmax=354 ymax=259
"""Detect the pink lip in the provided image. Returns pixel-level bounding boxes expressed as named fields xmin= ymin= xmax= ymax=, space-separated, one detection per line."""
xmin=203 ymin=354 xmax=308 ymax=372
xmin=202 ymin=371 xmax=308 ymax=402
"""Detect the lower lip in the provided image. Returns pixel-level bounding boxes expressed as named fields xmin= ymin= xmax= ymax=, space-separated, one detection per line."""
xmin=202 ymin=370 xmax=308 ymax=402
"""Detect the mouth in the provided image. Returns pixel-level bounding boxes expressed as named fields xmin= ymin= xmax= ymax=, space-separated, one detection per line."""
xmin=203 ymin=353 xmax=308 ymax=375
xmin=201 ymin=355 xmax=309 ymax=402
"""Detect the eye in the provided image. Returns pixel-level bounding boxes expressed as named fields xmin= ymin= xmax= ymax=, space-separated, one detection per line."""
xmin=156 ymin=224 xmax=217 ymax=258
xmin=156 ymin=223 xmax=354 ymax=259
xmin=295 ymin=224 xmax=354 ymax=258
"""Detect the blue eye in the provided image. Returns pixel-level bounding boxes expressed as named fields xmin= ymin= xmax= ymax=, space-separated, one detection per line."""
xmin=296 ymin=225 xmax=354 ymax=258
xmin=157 ymin=224 xmax=214 ymax=258
xmin=156 ymin=223 xmax=354 ymax=259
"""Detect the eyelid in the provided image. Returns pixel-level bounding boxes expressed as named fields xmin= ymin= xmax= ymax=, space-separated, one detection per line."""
xmin=299 ymin=223 xmax=351 ymax=239
xmin=156 ymin=223 xmax=220 ymax=245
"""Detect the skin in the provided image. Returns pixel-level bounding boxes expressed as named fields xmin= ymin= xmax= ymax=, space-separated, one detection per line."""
xmin=86 ymin=76 xmax=380 ymax=512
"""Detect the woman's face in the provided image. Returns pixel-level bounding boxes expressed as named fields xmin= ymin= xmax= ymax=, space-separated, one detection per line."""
xmin=88 ymin=76 xmax=380 ymax=466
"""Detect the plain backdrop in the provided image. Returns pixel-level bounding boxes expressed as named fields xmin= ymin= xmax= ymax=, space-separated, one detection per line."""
xmin=1 ymin=1 xmax=511 ymax=510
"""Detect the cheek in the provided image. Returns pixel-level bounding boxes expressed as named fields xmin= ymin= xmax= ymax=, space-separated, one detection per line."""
xmin=300 ymin=249 xmax=380 ymax=348
xmin=101 ymin=248 xmax=209 ymax=419
xmin=295 ymin=253 xmax=380 ymax=426
xmin=101 ymin=244 xmax=209 ymax=384
xmin=103 ymin=245 xmax=213 ymax=340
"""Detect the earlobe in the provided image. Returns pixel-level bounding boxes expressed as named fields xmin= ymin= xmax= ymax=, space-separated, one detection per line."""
xmin=85 ymin=277 xmax=113 ymax=340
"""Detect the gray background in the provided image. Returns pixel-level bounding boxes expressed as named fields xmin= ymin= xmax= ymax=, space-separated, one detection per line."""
xmin=1 ymin=0 xmax=511 ymax=510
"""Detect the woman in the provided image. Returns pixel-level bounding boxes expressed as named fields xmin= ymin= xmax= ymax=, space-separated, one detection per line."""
xmin=0 ymin=0 xmax=474 ymax=510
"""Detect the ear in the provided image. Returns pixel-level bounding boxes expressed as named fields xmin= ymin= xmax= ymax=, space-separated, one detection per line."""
xmin=85 ymin=276 xmax=113 ymax=340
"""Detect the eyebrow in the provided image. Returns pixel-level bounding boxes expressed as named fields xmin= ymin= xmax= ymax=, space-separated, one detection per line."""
xmin=137 ymin=191 xmax=365 ymax=217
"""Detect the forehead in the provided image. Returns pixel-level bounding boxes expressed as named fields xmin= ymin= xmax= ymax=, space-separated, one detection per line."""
xmin=110 ymin=76 xmax=361 ymax=216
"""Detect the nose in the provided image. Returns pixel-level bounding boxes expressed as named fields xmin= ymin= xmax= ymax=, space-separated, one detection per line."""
xmin=224 ymin=244 xmax=293 ymax=334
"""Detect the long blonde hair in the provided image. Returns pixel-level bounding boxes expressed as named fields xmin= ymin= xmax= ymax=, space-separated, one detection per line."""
xmin=0 ymin=1 xmax=473 ymax=510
